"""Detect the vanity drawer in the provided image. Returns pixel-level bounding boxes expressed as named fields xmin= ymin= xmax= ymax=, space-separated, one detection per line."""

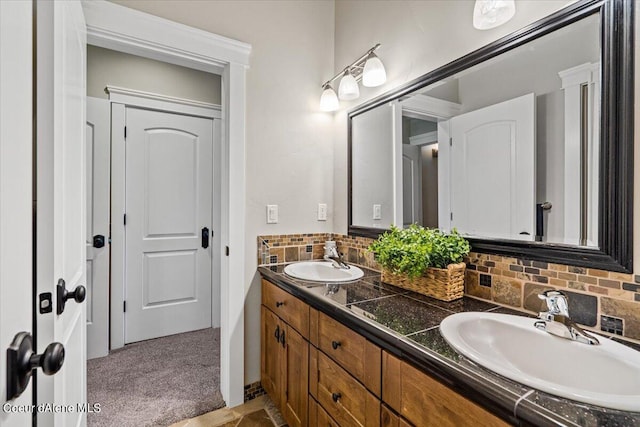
xmin=262 ymin=279 xmax=309 ymax=338
xmin=309 ymin=396 xmax=340 ymax=427
xmin=312 ymin=348 xmax=380 ymax=427
xmin=381 ymin=405 xmax=412 ymax=427
xmin=317 ymin=312 xmax=381 ymax=395
xmin=382 ymin=352 xmax=509 ymax=427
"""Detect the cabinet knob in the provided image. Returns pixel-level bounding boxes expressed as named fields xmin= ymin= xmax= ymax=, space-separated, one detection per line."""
xmin=274 ymin=325 xmax=280 ymax=342
xmin=331 ymin=340 xmax=341 ymax=350
xmin=331 ymin=392 xmax=341 ymax=403
xmin=276 ymin=301 xmax=284 ymax=307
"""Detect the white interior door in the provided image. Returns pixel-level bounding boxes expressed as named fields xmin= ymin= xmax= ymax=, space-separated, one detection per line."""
xmin=125 ymin=107 xmax=213 ymax=343
xmin=402 ymin=144 xmax=423 ymax=227
xmin=0 ymin=2 xmax=33 ymax=426
xmin=449 ymin=93 xmax=535 ymax=241
xmin=86 ymin=97 xmax=110 ymax=359
xmin=36 ymin=1 xmax=88 ymax=426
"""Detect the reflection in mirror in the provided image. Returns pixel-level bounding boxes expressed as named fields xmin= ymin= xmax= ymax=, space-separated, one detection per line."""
xmin=351 ymin=13 xmax=600 ymax=248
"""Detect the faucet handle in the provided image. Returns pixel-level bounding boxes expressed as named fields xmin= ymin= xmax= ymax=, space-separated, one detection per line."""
xmin=538 ymin=290 xmax=569 ymax=316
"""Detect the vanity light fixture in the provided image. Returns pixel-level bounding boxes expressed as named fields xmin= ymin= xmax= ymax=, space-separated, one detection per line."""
xmin=320 ymin=44 xmax=386 ymax=111
xmin=473 ymin=0 xmax=516 ymax=30
xmin=338 ymin=69 xmax=360 ymax=100
xmin=320 ymin=83 xmax=340 ymax=112
xmin=362 ymin=52 xmax=387 ymax=87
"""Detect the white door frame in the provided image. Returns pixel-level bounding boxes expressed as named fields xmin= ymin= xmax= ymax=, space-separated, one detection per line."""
xmin=107 ymin=86 xmax=222 ymax=345
xmin=82 ymin=0 xmax=250 ymax=406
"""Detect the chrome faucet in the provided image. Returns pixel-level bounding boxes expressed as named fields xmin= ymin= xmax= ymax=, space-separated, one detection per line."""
xmin=324 ymin=246 xmax=350 ymax=270
xmin=534 ymin=290 xmax=599 ymax=345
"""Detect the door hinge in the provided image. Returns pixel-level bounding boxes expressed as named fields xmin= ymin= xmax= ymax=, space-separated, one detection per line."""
xmin=124 ymin=126 xmax=127 ymax=139
xmin=449 ymin=137 xmax=453 ymax=147
xmin=225 ymin=246 xmax=229 ymax=256
xmin=123 ymin=301 xmax=127 ymax=312
xmin=450 ymin=212 xmax=453 ymax=221
xmin=123 ymin=214 xmax=127 ymax=226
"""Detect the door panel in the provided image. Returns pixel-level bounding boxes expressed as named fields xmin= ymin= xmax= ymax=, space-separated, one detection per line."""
xmin=36 ymin=1 xmax=87 ymax=426
xmin=144 ymin=250 xmax=197 ymax=305
xmin=282 ymin=325 xmax=309 ymax=427
xmin=449 ymin=93 xmax=535 ymax=241
xmin=0 ymin=1 xmax=33 ymax=425
xmin=86 ymin=96 xmax=110 ymax=360
xmin=402 ymin=144 xmax=422 ymax=227
xmin=125 ymin=108 xmax=213 ymax=343
xmin=261 ymin=306 xmax=282 ymax=407
xmin=144 ymin=129 xmax=199 ymax=236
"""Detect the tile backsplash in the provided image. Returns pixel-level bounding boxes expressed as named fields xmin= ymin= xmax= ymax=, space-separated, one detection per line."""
xmin=257 ymin=232 xmax=640 ymax=343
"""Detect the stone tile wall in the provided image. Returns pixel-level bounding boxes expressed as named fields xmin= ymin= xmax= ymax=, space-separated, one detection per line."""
xmin=257 ymin=233 xmax=640 ymax=343
xmin=244 ymin=381 xmax=266 ymax=402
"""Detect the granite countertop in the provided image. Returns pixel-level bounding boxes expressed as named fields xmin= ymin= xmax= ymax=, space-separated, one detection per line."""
xmin=258 ymin=263 xmax=640 ymax=427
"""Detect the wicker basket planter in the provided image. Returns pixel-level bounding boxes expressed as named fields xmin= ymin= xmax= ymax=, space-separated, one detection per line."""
xmin=381 ymin=262 xmax=466 ymax=302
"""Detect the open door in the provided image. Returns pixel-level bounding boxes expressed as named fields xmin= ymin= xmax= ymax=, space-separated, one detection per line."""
xmin=0 ymin=2 xmax=34 ymax=426
xmin=36 ymin=1 xmax=88 ymax=426
xmin=448 ymin=93 xmax=536 ymax=241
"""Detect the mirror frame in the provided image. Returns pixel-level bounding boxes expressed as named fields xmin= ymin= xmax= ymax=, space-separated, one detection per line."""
xmin=348 ymin=0 xmax=634 ymax=272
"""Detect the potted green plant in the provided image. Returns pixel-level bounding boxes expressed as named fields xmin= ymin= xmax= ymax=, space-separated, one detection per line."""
xmin=368 ymin=225 xmax=470 ymax=301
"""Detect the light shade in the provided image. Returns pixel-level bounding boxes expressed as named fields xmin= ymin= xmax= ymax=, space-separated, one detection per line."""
xmin=473 ymin=0 xmax=516 ymax=30
xmin=362 ymin=53 xmax=386 ymax=87
xmin=319 ymin=84 xmax=339 ymax=112
xmin=338 ymin=70 xmax=360 ymax=100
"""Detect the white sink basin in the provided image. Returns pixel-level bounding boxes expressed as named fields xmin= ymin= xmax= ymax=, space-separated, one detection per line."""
xmin=283 ymin=261 xmax=364 ymax=283
xmin=440 ymin=312 xmax=640 ymax=411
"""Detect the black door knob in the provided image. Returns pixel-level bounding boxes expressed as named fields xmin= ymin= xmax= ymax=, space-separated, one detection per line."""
xmin=57 ymin=278 xmax=87 ymax=315
xmin=93 ymin=234 xmax=105 ymax=248
xmin=6 ymin=332 xmax=65 ymax=400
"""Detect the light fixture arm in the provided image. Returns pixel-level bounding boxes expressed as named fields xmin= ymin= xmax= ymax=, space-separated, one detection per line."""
xmin=321 ymin=43 xmax=381 ymax=88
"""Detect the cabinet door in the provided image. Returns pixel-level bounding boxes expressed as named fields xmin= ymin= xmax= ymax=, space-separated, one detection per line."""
xmin=261 ymin=306 xmax=283 ymax=408
xmin=382 ymin=352 xmax=509 ymax=427
xmin=282 ymin=325 xmax=309 ymax=427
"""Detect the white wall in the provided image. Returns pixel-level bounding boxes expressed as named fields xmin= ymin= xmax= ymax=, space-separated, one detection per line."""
xmin=333 ymin=0 xmax=577 ymax=233
xmin=87 ymin=45 xmax=222 ymax=103
xmin=111 ymin=0 xmax=336 ymax=385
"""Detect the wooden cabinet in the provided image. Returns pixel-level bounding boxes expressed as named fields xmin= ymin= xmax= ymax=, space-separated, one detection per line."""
xmin=311 ymin=347 xmax=380 ymax=427
xmin=262 ymin=279 xmax=309 ymax=338
xmin=382 ymin=352 xmax=509 ymax=427
xmin=381 ymin=405 xmax=412 ymax=427
xmin=261 ymin=277 xmax=510 ymax=427
xmin=317 ymin=312 xmax=381 ymax=396
xmin=261 ymin=282 xmax=309 ymax=427
xmin=261 ymin=306 xmax=283 ymax=406
xmin=309 ymin=397 xmax=340 ymax=427
xmin=282 ymin=325 xmax=309 ymax=427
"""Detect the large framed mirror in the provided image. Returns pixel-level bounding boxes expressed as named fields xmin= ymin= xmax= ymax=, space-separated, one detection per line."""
xmin=348 ymin=0 xmax=633 ymax=272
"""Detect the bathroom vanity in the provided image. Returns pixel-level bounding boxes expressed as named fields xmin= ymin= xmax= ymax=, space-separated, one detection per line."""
xmin=259 ymin=263 xmax=640 ymax=427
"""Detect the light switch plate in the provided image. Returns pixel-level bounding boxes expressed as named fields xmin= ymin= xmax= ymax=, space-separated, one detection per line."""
xmin=373 ymin=204 xmax=382 ymax=220
xmin=267 ymin=205 xmax=278 ymax=224
xmin=318 ymin=203 xmax=327 ymax=221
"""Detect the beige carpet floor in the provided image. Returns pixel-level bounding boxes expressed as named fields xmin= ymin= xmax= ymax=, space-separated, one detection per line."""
xmin=87 ymin=328 xmax=224 ymax=427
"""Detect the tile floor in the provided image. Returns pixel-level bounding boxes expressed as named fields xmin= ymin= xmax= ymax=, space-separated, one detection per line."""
xmin=169 ymin=395 xmax=287 ymax=427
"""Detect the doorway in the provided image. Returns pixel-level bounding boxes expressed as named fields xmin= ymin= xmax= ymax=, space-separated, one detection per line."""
xmin=85 ymin=46 xmax=225 ymax=424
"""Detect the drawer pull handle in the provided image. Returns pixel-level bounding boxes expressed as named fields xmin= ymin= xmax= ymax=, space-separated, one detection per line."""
xmin=331 ymin=341 xmax=341 ymax=350
xmin=331 ymin=392 xmax=341 ymax=403
xmin=275 ymin=301 xmax=285 ymax=307
xmin=274 ymin=325 xmax=280 ymax=342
